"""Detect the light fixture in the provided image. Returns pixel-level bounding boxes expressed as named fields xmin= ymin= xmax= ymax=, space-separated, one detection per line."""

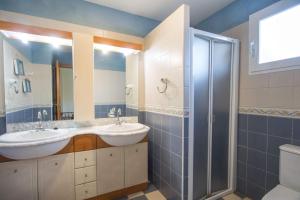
xmin=52 ymin=43 xmax=60 ymax=49
xmin=0 ymin=30 xmax=72 ymax=47
xmin=16 ymin=33 xmax=29 ymax=44
xmin=94 ymin=43 xmax=139 ymax=56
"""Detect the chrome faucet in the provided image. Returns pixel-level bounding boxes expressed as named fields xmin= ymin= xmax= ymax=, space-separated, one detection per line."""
xmin=115 ymin=108 xmax=122 ymax=125
xmin=37 ymin=111 xmax=43 ymax=130
xmin=107 ymin=107 xmax=125 ymax=125
xmin=36 ymin=109 xmax=48 ymax=130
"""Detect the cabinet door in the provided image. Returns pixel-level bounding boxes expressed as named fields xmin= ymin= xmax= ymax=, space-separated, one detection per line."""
xmin=124 ymin=142 xmax=148 ymax=187
xmin=0 ymin=160 xmax=37 ymax=200
xmin=97 ymin=147 xmax=124 ymax=194
xmin=38 ymin=153 xmax=75 ymax=200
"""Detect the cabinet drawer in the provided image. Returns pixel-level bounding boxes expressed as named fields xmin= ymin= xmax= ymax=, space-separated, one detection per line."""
xmin=75 ymin=181 xmax=97 ymax=200
xmin=75 ymin=150 xmax=96 ymax=168
xmin=75 ymin=166 xmax=96 ymax=185
xmin=125 ymin=142 xmax=148 ymax=187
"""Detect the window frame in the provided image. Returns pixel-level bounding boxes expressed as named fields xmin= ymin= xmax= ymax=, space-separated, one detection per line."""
xmin=249 ymin=0 xmax=300 ymax=75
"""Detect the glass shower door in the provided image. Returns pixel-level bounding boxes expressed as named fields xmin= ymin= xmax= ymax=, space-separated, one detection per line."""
xmin=210 ymin=41 xmax=232 ymax=194
xmin=191 ymin=32 xmax=236 ymax=200
xmin=192 ymin=36 xmax=210 ymax=200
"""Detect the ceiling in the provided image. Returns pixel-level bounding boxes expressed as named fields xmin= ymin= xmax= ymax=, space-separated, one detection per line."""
xmin=85 ymin=0 xmax=235 ymax=26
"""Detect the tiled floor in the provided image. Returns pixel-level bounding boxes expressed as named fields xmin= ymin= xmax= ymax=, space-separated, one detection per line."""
xmin=221 ymin=193 xmax=251 ymax=200
xmin=117 ymin=184 xmax=166 ymax=200
xmin=118 ymin=184 xmax=251 ymax=200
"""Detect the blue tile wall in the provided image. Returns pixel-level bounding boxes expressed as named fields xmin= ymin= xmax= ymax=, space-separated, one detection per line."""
xmin=0 ymin=116 xmax=6 ymax=135
xmin=6 ymin=107 xmax=52 ymax=124
xmin=237 ymin=113 xmax=300 ymax=200
xmin=125 ymin=107 xmax=138 ymax=117
xmin=139 ymin=111 xmax=185 ymax=200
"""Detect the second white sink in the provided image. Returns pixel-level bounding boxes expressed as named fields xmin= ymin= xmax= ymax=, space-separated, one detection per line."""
xmin=95 ymin=123 xmax=150 ymax=146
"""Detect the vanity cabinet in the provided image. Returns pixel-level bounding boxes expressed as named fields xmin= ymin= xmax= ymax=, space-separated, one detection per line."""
xmin=38 ymin=153 xmax=75 ymax=200
xmin=124 ymin=142 xmax=148 ymax=187
xmin=97 ymin=143 xmax=148 ymax=195
xmin=97 ymin=146 xmax=124 ymax=194
xmin=0 ymin=160 xmax=38 ymax=200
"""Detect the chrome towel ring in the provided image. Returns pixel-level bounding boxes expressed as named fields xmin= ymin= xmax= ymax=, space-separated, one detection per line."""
xmin=157 ymin=78 xmax=168 ymax=93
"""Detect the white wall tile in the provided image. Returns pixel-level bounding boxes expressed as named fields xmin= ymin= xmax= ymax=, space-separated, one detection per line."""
xmin=143 ymin=5 xmax=189 ymax=113
xmin=223 ymin=22 xmax=300 ymax=110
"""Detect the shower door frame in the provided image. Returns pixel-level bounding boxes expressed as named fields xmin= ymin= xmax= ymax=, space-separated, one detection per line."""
xmin=188 ymin=28 xmax=240 ymax=200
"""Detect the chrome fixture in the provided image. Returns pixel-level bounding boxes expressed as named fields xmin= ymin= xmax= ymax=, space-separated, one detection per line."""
xmin=9 ymin=79 xmax=19 ymax=94
xmin=156 ymin=78 xmax=168 ymax=93
xmin=107 ymin=107 xmax=124 ymax=125
xmin=125 ymin=85 xmax=133 ymax=95
xmin=108 ymin=107 xmax=116 ymax=118
xmin=37 ymin=109 xmax=48 ymax=130
xmin=115 ymin=108 xmax=123 ymax=125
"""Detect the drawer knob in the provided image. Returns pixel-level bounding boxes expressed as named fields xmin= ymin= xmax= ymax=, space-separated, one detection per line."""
xmin=136 ymin=149 xmax=138 ymax=152
xmin=85 ymin=174 xmax=88 ymax=178
xmin=110 ymin=153 xmax=113 ymax=157
xmin=14 ymin=169 xmax=18 ymax=173
xmin=54 ymin=162 xmax=58 ymax=166
xmin=85 ymin=190 xmax=88 ymax=194
xmin=84 ymin=158 xmax=88 ymax=161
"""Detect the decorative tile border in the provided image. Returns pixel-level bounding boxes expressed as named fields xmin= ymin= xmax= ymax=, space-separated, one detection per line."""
xmin=139 ymin=105 xmax=189 ymax=117
xmin=239 ymin=107 xmax=300 ymax=118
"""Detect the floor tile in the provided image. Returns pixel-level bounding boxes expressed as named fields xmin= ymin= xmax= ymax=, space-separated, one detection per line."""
xmin=128 ymin=192 xmax=145 ymax=199
xmin=144 ymin=184 xmax=157 ymax=194
xmin=145 ymin=191 xmax=167 ymax=200
xmin=223 ymin=193 xmax=243 ymax=200
xmin=131 ymin=196 xmax=148 ymax=200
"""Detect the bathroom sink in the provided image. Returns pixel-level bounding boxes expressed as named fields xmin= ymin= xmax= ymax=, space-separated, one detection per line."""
xmin=0 ymin=128 xmax=73 ymax=160
xmin=96 ymin=123 xmax=150 ymax=146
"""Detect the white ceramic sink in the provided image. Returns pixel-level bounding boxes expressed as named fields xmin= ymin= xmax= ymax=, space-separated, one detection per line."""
xmin=96 ymin=123 xmax=150 ymax=146
xmin=0 ymin=129 xmax=73 ymax=160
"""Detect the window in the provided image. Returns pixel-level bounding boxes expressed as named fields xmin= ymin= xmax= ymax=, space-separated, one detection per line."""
xmin=249 ymin=1 xmax=300 ymax=74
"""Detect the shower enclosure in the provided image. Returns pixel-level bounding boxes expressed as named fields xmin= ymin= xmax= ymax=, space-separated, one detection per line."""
xmin=188 ymin=28 xmax=239 ymax=200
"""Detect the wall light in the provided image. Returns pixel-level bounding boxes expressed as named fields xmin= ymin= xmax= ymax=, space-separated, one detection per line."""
xmin=94 ymin=43 xmax=139 ymax=56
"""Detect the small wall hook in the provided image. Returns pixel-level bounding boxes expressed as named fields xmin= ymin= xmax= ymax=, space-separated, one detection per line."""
xmin=9 ymin=79 xmax=19 ymax=94
xmin=125 ymin=85 xmax=133 ymax=95
xmin=157 ymin=78 xmax=168 ymax=93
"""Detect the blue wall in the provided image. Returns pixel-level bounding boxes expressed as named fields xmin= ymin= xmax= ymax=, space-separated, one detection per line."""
xmin=0 ymin=0 xmax=159 ymax=37
xmin=6 ymin=38 xmax=73 ymax=65
xmin=7 ymin=37 xmax=125 ymax=71
xmin=94 ymin=50 xmax=125 ymax=71
xmin=196 ymin=0 xmax=280 ymax=33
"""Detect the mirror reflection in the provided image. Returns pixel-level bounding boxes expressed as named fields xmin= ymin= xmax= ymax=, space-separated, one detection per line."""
xmin=93 ymin=45 xmax=139 ymax=119
xmin=0 ymin=30 xmax=74 ymax=124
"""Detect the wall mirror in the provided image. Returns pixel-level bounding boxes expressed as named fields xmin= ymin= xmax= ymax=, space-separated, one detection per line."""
xmin=93 ymin=43 xmax=140 ymax=119
xmin=0 ymin=30 xmax=74 ymax=124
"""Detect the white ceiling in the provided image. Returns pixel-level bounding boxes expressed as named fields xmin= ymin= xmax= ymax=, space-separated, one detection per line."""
xmin=85 ymin=0 xmax=235 ymax=26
